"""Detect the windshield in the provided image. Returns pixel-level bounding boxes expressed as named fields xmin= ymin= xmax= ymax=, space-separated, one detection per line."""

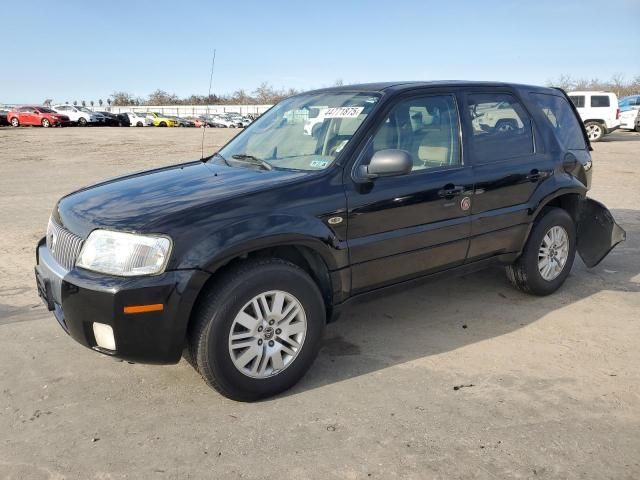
xmin=38 ymin=107 xmax=56 ymax=113
xmin=216 ymin=91 xmax=380 ymax=171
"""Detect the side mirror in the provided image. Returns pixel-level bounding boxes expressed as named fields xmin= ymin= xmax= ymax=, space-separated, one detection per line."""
xmin=357 ymin=149 xmax=412 ymax=181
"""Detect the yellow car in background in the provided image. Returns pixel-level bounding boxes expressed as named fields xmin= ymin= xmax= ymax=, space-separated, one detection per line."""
xmin=145 ymin=112 xmax=177 ymax=127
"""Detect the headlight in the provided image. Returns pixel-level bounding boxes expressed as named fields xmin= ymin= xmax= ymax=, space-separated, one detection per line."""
xmin=77 ymin=230 xmax=172 ymax=276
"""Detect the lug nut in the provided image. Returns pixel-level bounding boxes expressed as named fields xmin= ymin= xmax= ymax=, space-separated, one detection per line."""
xmin=257 ymin=326 xmax=263 ymax=332
xmin=258 ymin=339 xmax=263 ymax=346
xmin=268 ymin=319 xmax=275 ymax=326
xmin=275 ymin=328 xmax=281 ymax=335
xmin=268 ymin=340 xmax=274 ymax=347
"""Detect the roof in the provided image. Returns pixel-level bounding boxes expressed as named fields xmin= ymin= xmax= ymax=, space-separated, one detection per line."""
xmin=306 ymin=80 xmax=557 ymax=95
xmin=568 ymin=91 xmax=616 ymax=95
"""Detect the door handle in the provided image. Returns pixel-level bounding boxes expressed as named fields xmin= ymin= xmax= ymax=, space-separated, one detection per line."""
xmin=438 ymin=185 xmax=465 ymax=198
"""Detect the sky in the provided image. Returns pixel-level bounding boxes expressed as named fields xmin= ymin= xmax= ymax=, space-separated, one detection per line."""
xmin=2 ymin=0 xmax=639 ymax=104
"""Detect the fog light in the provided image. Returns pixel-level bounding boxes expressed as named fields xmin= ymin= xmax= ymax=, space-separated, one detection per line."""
xmin=93 ymin=323 xmax=116 ymax=350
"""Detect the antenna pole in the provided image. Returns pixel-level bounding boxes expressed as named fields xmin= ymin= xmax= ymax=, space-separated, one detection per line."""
xmin=201 ymin=49 xmax=216 ymax=159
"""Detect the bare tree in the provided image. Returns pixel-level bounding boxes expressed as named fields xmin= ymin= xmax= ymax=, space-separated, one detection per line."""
xmin=547 ymin=73 xmax=640 ymax=97
xmin=43 ymin=99 xmax=53 ymax=107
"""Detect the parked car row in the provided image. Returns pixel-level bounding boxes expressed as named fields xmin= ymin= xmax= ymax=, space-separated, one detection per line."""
xmin=2 ymin=106 xmax=256 ymax=129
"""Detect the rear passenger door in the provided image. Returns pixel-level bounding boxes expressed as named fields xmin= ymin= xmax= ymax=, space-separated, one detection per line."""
xmin=462 ymin=90 xmax=555 ymax=261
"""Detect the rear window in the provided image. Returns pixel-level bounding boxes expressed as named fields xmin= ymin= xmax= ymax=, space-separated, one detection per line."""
xmin=591 ymin=95 xmax=610 ymax=108
xmin=569 ymin=95 xmax=585 ymax=108
xmin=531 ymin=93 xmax=586 ymax=150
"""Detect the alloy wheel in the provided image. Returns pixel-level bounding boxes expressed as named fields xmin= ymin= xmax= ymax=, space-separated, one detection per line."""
xmin=538 ymin=226 xmax=569 ymax=281
xmin=228 ymin=290 xmax=307 ymax=379
xmin=586 ymin=123 xmax=602 ymax=141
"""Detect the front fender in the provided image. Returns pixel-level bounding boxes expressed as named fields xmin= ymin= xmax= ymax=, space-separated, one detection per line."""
xmin=577 ymin=198 xmax=626 ymax=268
xmin=178 ymin=213 xmax=349 ymax=273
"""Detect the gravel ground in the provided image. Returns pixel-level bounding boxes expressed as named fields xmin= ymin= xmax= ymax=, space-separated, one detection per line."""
xmin=1 ymin=126 xmax=639 ymax=479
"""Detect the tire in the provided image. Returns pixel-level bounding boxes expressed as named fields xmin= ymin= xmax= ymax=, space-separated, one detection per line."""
xmin=635 ymin=123 xmax=640 ymax=133
xmin=584 ymin=121 xmax=604 ymax=142
xmin=10 ymin=117 xmax=19 ymax=127
xmin=41 ymin=118 xmax=50 ymax=128
xmin=78 ymin=117 xmax=87 ymax=127
xmin=159 ymin=121 xmax=167 ymax=127
xmin=506 ymin=208 xmax=576 ymax=296
xmin=188 ymin=258 xmax=326 ymax=401
xmin=136 ymin=121 xmax=143 ymax=127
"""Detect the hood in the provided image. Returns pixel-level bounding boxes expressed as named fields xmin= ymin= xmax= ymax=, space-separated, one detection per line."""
xmin=55 ymin=161 xmax=307 ymax=237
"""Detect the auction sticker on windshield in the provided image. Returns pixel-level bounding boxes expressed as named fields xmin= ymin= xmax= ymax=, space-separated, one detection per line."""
xmin=324 ymin=106 xmax=365 ymax=118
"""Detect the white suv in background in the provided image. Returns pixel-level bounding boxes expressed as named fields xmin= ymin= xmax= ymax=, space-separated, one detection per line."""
xmin=52 ymin=105 xmax=104 ymax=126
xmin=567 ymin=91 xmax=620 ymax=142
xmin=125 ymin=112 xmax=153 ymax=127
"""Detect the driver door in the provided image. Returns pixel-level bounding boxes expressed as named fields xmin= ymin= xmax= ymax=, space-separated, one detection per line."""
xmin=345 ymin=92 xmax=474 ymax=294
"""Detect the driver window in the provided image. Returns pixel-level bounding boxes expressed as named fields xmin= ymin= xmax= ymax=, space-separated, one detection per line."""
xmin=370 ymin=95 xmax=461 ymax=172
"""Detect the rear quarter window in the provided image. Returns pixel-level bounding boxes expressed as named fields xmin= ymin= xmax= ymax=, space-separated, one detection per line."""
xmin=531 ymin=93 xmax=586 ymax=150
xmin=591 ymin=96 xmax=610 ymax=107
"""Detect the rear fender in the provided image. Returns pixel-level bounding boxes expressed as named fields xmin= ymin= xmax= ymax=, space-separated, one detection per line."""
xmin=577 ymin=198 xmax=626 ymax=268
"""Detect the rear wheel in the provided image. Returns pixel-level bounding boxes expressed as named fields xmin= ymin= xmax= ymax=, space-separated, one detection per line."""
xmin=159 ymin=121 xmax=167 ymax=127
xmin=136 ymin=121 xmax=143 ymax=127
xmin=41 ymin=118 xmax=50 ymax=128
xmin=506 ymin=208 xmax=576 ymax=296
xmin=78 ymin=117 xmax=87 ymax=127
xmin=188 ymin=258 xmax=325 ymax=401
xmin=10 ymin=117 xmax=19 ymax=127
xmin=585 ymin=121 xmax=604 ymax=142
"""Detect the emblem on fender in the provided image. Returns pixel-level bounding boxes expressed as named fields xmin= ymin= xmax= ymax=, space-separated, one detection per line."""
xmin=460 ymin=197 xmax=471 ymax=211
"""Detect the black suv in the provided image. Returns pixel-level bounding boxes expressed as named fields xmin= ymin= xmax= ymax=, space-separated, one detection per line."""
xmin=35 ymin=82 xmax=625 ymax=401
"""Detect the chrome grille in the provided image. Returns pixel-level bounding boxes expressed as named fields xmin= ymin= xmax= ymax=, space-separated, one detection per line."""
xmin=46 ymin=219 xmax=84 ymax=270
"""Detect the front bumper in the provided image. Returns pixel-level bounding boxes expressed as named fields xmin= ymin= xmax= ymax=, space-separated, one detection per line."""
xmin=35 ymin=238 xmax=209 ymax=364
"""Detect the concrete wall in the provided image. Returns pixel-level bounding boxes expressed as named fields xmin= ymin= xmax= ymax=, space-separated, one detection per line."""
xmin=98 ymin=104 xmax=273 ymax=117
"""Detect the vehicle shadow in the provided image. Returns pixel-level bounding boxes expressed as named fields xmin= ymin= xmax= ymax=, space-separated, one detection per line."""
xmin=286 ymin=208 xmax=639 ymax=397
xmin=600 ymin=131 xmax=640 ymax=142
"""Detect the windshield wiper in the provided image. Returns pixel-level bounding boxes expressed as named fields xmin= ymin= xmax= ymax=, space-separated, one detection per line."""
xmin=231 ymin=154 xmax=273 ymax=171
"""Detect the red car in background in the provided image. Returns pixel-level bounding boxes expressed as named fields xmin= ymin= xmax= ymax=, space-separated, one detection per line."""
xmin=7 ymin=106 xmax=70 ymax=127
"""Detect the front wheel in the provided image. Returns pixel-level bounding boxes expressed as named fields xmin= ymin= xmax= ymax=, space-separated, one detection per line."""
xmin=188 ymin=258 xmax=325 ymax=401
xmin=41 ymin=118 xmax=50 ymax=128
xmin=585 ymin=121 xmax=605 ymax=142
xmin=78 ymin=117 xmax=87 ymax=127
xmin=506 ymin=208 xmax=576 ymax=296
xmin=10 ymin=117 xmax=19 ymax=127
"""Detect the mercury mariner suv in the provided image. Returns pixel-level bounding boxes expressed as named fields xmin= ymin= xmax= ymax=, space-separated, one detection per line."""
xmin=35 ymin=82 xmax=625 ymax=401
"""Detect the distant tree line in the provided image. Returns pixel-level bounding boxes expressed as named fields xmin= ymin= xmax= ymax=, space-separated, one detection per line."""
xmin=108 ymin=82 xmax=300 ymax=107
xmin=546 ymin=73 xmax=640 ymax=98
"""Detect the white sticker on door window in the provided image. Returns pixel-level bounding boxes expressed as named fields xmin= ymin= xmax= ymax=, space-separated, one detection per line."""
xmin=323 ymin=106 xmax=364 ymax=118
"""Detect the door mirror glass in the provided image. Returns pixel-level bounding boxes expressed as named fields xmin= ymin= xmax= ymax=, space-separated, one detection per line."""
xmin=360 ymin=149 xmax=412 ymax=179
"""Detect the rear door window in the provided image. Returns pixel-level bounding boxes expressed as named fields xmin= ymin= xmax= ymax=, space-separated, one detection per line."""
xmin=531 ymin=93 xmax=586 ymax=150
xmin=569 ymin=95 xmax=585 ymax=108
xmin=465 ymin=93 xmax=534 ymax=163
xmin=591 ymin=96 xmax=610 ymax=107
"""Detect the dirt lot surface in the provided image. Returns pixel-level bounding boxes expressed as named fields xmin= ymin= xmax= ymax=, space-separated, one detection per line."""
xmin=1 ymin=126 xmax=639 ymax=479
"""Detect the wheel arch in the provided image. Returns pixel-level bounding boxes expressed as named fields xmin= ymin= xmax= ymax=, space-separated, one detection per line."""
xmin=515 ymin=187 xmax=586 ymax=256
xmin=187 ymin=240 xmax=342 ymax=337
